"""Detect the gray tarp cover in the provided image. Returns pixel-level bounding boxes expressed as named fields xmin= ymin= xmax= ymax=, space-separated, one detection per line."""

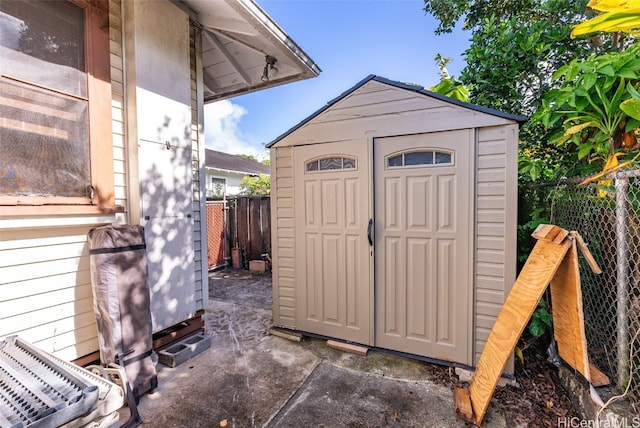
xmin=88 ymin=224 xmax=157 ymax=398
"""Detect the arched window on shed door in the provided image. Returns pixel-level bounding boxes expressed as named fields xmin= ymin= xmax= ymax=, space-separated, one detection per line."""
xmin=386 ymin=149 xmax=453 ymax=168
xmin=305 ymin=156 xmax=357 ymax=173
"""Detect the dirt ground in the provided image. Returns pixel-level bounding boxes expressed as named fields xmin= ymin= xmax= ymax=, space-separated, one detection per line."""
xmin=207 ymin=269 xmax=580 ymax=426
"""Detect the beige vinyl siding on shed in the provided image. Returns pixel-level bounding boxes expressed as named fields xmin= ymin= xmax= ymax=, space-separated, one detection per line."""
xmin=0 ymin=0 xmax=125 ymax=361
xmin=270 ymin=77 xmax=521 ymax=368
xmin=474 ymin=125 xmax=518 ymax=366
xmin=271 ymin=146 xmax=296 ymax=327
xmin=271 ymin=81 xmax=515 ymax=147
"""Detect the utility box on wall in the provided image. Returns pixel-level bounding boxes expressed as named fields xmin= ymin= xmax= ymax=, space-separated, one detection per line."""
xmin=267 ymin=75 xmax=526 ymax=369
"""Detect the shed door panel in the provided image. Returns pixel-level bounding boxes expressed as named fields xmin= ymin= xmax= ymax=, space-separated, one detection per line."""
xmin=374 ymin=130 xmax=473 ymax=364
xmin=294 ymin=140 xmax=372 ymax=345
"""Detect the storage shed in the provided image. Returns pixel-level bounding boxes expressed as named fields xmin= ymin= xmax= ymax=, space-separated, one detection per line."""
xmin=267 ymin=75 xmax=526 ymax=368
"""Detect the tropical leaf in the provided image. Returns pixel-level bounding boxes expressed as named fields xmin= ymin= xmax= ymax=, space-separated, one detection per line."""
xmin=629 ymin=82 xmax=640 ymax=99
xmin=564 ymin=121 xmax=599 ymax=135
xmin=586 ymin=0 xmax=640 ymax=13
xmin=626 ymin=117 xmax=640 ymax=132
xmin=578 ymin=143 xmax=594 ymax=159
xmin=571 ymin=0 xmax=640 ymax=38
xmin=621 ymin=98 xmax=640 ymax=120
xmin=583 ymin=72 xmax=597 ymax=90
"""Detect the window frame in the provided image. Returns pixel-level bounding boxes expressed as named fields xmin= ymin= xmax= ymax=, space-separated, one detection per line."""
xmin=305 ymin=155 xmax=357 ymax=173
xmin=385 ymin=149 xmax=454 ymax=169
xmin=0 ymin=0 xmax=117 ymax=216
xmin=210 ymin=176 xmax=227 ymax=196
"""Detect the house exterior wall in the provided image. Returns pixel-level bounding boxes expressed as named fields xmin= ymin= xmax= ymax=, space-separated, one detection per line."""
xmin=204 ymin=169 xmax=246 ymax=196
xmin=124 ymin=0 xmax=199 ymax=332
xmin=0 ymin=0 xmax=125 ymax=361
xmin=1 ymin=225 xmax=102 ymax=361
xmin=0 ymin=0 xmax=209 ymax=360
xmin=270 ymin=80 xmax=519 ymax=369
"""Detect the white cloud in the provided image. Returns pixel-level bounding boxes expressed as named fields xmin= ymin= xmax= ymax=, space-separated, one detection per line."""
xmin=204 ymin=100 xmax=265 ymax=159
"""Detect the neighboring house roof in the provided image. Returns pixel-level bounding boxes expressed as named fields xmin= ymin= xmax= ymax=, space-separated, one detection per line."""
xmin=182 ymin=0 xmax=321 ymax=102
xmin=205 ymin=149 xmax=270 ymax=176
xmin=266 ymin=74 xmax=528 ymax=148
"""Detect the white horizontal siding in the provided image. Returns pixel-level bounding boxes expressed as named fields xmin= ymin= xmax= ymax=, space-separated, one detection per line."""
xmin=0 ymin=0 xmax=124 ymax=361
xmin=1 ymin=270 xmax=91 ymax=301
xmin=0 ymin=225 xmax=99 ymax=359
xmin=1 ymin=283 xmax=92 ymax=319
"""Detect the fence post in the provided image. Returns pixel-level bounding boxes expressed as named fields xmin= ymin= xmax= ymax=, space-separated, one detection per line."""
xmin=615 ymin=173 xmax=630 ymax=388
xmin=223 ymin=198 xmax=230 ymax=266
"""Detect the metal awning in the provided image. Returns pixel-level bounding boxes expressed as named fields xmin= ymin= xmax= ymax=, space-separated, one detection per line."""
xmin=180 ymin=0 xmax=321 ymax=103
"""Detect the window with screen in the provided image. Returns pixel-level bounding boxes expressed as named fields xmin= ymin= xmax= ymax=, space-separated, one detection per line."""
xmin=0 ymin=0 xmax=113 ymax=212
xmin=210 ymin=177 xmax=226 ymax=197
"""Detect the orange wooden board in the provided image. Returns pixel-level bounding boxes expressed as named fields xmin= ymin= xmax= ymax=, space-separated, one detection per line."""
xmin=465 ymin=225 xmax=572 ymax=425
xmin=549 ymin=243 xmax=591 ymax=381
xmin=589 ymin=363 xmax=611 ymax=387
xmin=532 ymin=223 xmax=569 ymax=244
xmin=326 ymin=340 xmax=368 ymax=356
xmin=454 ymin=387 xmax=473 ymax=422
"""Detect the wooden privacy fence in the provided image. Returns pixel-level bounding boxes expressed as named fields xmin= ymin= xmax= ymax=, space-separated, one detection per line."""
xmin=206 ymin=196 xmax=271 ymax=269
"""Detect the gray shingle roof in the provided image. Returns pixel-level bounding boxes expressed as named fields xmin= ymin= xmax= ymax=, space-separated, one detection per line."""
xmin=204 ymin=149 xmax=270 ymax=175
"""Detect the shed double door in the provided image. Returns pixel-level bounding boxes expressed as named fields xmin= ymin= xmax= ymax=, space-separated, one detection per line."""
xmin=294 ymin=140 xmax=373 ymax=344
xmin=294 ymin=130 xmax=472 ymax=363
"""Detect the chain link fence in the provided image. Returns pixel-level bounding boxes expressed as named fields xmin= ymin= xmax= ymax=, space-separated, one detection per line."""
xmin=531 ymin=169 xmax=640 ymax=407
xmin=206 ymin=201 xmax=227 ymax=269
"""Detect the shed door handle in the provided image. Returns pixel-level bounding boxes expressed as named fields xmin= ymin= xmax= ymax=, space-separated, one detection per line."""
xmin=367 ymin=218 xmax=374 ymax=246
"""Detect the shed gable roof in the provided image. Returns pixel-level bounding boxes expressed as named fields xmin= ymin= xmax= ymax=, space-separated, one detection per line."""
xmin=267 ymin=75 xmax=527 ymax=148
xmin=205 ymin=149 xmax=270 ymax=175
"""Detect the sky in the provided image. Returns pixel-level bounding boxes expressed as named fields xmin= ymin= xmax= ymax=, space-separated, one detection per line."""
xmin=203 ymin=0 xmax=471 ymax=160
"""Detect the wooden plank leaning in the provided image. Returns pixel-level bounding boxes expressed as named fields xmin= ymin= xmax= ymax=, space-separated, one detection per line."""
xmin=454 ymin=224 xmax=573 ymax=425
xmin=556 ymin=232 xmax=609 ymax=387
xmin=454 ymin=225 xmax=608 ymax=425
xmin=549 ymin=235 xmax=590 ymax=381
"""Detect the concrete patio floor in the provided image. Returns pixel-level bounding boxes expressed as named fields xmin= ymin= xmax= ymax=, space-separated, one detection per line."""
xmin=135 ymin=269 xmax=509 ymax=427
